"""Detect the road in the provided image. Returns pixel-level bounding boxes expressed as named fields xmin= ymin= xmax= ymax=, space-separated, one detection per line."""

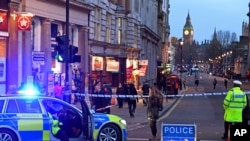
xmin=127 ymin=73 xmax=250 ymax=140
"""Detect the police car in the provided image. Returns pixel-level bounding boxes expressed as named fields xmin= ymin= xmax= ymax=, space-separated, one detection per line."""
xmin=0 ymin=89 xmax=127 ymax=141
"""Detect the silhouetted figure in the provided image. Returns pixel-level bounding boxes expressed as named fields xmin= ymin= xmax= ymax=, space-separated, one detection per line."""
xmin=213 ymin=78 xmax=217 ymax=89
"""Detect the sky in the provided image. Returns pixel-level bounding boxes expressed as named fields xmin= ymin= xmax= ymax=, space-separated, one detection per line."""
xmin=169 ymin=0 xmax=249 ymax=43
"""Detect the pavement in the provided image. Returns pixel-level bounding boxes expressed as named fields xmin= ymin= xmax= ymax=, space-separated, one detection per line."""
xmin=110 ymin=88 xmax=187 ymax=131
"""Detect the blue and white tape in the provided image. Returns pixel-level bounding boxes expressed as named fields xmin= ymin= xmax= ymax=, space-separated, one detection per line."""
xmin=73 ymin=91 xmax=250 ymax=98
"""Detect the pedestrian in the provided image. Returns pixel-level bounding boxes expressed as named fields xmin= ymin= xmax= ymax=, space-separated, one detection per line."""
xmin=213 ymin=78 xmax=217 ymax=89
xmin=224 ymin=79 xmax=228 ymax=90
xmin=221 ymin=80 xmax=247 ymax=140
xmin=242 ymin=94 xmax=250 ymax=125
xmin=142 ymin=81 xmax=150 ymax=106
xmin=92 ymin=81 xmax=109 ymax=114
xmin=195 ymin=79 xmax=199 ymax=90
xmin=173 ymin=80 xmax=179 ymax=95
xmin=126 ymin=83 xmax=138 ymax=117
xmin=116 ymin=83 xmax=125 ymax=108
xmin=147 ymin=83 xmax=163 ymax=140
xmin=183 ymin=78 xmax=186 ymax=89
xmin=45 ymin=104 xmax=69 ymax=141
xmin=54 ymin=82 xmax=63 ymax=99
xmin=103 ymin=83 xmax=112 ymax=114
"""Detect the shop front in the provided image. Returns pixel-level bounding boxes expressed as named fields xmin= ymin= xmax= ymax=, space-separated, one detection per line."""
xmin=0 ymin=9 xmax=8 ymax=93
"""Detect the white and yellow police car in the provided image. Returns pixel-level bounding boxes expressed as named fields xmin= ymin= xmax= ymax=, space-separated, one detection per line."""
xmin=0 ymin=89 xmax=127 ymax=141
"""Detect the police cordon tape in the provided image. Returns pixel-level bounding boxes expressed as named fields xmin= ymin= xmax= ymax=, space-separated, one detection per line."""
xmin=70 ymin=91 xmax=250 ymax=98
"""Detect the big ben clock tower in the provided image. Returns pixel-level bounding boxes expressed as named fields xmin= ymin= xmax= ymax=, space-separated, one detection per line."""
xmin=183 ymin=12 xmax=194 ymax=45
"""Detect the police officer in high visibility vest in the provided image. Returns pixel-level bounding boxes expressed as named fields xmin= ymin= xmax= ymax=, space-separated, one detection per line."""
xmin=221 ymin=80 xmax=247 ymax=140
xmin=46 ymin=105 xmax=69 ymax=141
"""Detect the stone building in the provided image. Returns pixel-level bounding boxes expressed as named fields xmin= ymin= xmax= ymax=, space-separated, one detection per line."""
xmin=0 ymin=0 xmax=92 ymax=93
xmin=139 ymin=0 xmax=161 ymax=85
xmin=88 ymin=0 xmax=141 ymax=89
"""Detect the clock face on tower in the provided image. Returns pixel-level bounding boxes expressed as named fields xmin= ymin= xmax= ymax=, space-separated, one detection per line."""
xmin=184 ymin=30 xmax=189 ymax=35
xmin=191 ymin=30 xmax=193 ymax=35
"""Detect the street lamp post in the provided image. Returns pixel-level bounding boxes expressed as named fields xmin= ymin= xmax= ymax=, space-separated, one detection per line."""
xmin=179 ymin=38 xmax=184 ymax=90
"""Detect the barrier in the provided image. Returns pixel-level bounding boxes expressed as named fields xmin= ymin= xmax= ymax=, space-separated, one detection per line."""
xmin=71 ymin=91 xmax=250 ymax=98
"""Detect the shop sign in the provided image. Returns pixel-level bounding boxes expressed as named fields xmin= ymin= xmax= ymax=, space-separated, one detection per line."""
xmin=106 ymin=60 xmax=119 ymax=72
xmin=16 ymin=14 xmax=32 ymax=31
xmin=0 ymin=10 xmax=8 ymax=31
xmin=139 ymin=65 xmax=147 ymax=76
xmin=139 ymin=60 xmax=148 ymax=65
xmin=139 ymin=60 xmax=148 ymax=76
xmin=126 ymin=65 xmax=133 ymax=81
xmin=92 ymin=56 xmax=103 ymax=71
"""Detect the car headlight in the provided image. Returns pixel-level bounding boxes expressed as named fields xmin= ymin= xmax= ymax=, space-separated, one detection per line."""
xmin=120 ymin=119 xmax=127 ymax=125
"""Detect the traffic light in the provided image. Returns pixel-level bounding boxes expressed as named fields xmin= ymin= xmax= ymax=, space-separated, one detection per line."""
xmin=55 ymin=35 xmax=68 ymax=63
xmin=69 ymin=45 xmax=81 ymax=63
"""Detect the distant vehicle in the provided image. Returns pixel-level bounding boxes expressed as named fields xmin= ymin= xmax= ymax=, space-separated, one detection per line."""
xmin=0 ymin=88 xmax=127 ymax=141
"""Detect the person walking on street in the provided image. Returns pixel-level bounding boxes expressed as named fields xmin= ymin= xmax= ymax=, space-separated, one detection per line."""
xmin=92 ymin=81 xmax=109 ymax=114
xmin=142 ymin=82 xmax=150 ymax=106
xmin=116 ymin=83 xmax=125 ymax=108
xmin=224 ymin=79 xmax=228 ymax=90
xmin=126 ymin=83 xmax=138 ymax=117
xmin=103 ymin=83 xmax=112 ymax=114
xmin=221 ymin=80 xmax=247 ymax=140
xmin=213 ymin=78 xmax=217 ymax=89
xmin=147 ymin=83 xmax=163 ymax=140
xmin=183 ymin=78 xmax=186 ymax=90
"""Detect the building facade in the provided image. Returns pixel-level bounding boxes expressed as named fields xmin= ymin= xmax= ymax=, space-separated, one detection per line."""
xmin=0 ymin=0 xmax=92 ymax=93
xmin=139 ymin=0 xmax=161 ymax=85
xmin=0 ymin=0 xmax=169 ymax=93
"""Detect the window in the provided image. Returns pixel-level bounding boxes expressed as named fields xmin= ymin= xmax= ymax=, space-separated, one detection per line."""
xmin=117 ymin=18 xmax=122 ymax=28
xmin=118 ymin=30 xmax=122 ymax=44
xmin=106 ymin=14 xmax=111 ymax=43
xmin=16 ymin=99 xmax=42 ymax=113
xmin=117 ymin=18 xmax=123 ymax=44
xmin=0 ymin=100 xmax=4 ymax=112
xmin=106 ymin=28 xmax=111 ymax=43
xmin=6 ymin=100 xmax=18 ymax=113
xmin=94 ymin=8 xmax=102 ymax=41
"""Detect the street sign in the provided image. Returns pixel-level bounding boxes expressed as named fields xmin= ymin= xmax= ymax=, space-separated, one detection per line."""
xmin=32 ymin=51 xmax=45 ymax=65
xmin=161 ymin=123 xmax=196 ymax=141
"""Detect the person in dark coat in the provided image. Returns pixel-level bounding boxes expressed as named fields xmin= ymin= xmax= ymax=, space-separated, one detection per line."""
xmin=92 ymin=81 xmax=109 ymax=113
xmin=142 ymin=82 xmax=150 ymax=106
xmin=103 ymin=83 xmax=112 ymax=114
xmin=116 ymin=83 xmax=125 ymax=108
xmin=243 ymin=94 xmax=250 ymax=125
xmin=126 ymin=83 xmax=138 ymax=117
xmin=224 ymin=79 xmax=228 ymax=90
xmin=147 ymin=83 xmax=163 ymax=140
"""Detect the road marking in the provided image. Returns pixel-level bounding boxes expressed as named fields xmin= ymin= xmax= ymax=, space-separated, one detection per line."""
xmin=158 ymin=96 xmax=183 ymax=121
xmin=127 ymin=138 xmax=148 ymax=140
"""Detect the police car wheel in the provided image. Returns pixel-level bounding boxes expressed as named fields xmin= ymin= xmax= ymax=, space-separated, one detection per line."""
xmin=0 ymin=129 xmax=18 ymax=141
xmin=98 ymin=124 xmax=121 ymax=141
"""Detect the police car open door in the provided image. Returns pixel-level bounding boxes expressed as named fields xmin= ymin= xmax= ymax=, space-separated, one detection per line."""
xmin=42 ymin=98 xmax=94 ymax=141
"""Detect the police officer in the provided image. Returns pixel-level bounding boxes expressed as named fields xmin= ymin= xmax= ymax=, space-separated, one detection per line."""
xmin=221 ymin=80 xmax=247 ymax=140
xmin=46 ymin=105 xmax=69 ymax=141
